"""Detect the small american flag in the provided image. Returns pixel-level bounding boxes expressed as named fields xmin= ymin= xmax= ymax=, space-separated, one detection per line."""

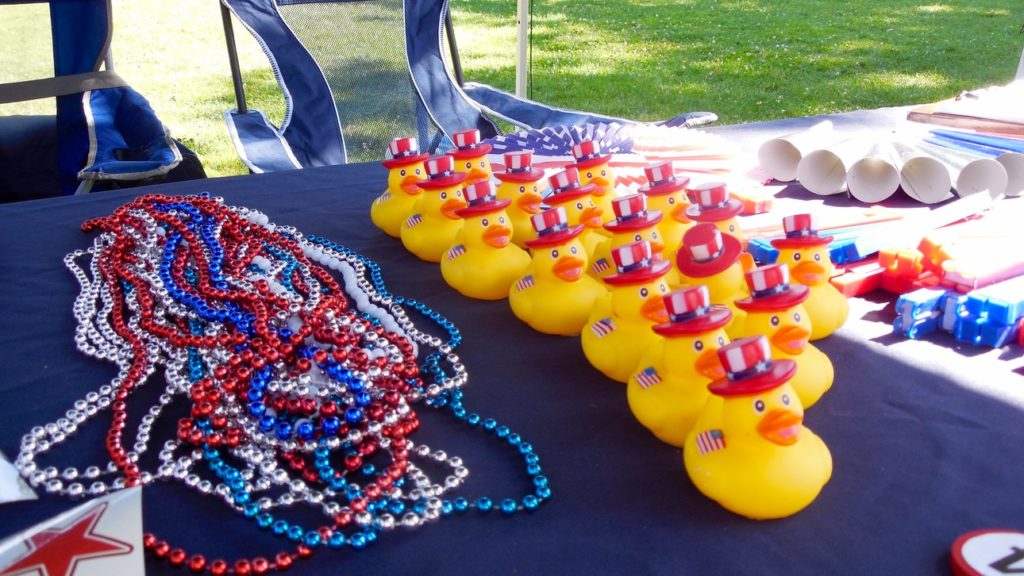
xmin=590 ymin=317 xmax=616 ymax=338
xmin=634 ymin=367 xmax=662 ymax=389
xmin=591 ymin=258 xmax=610 ymax=274
xmin=378 ymin=191 xmax=392 ymax=202
xmin=515 ymin=274 xmax=535 ymax=292
xmin=446 ymin=244 xmax=466 ymax=261
xmin=695 ymin=429 xmax=726 ymax=455
xmin=405 ymin=213 xmax=423 ymax=228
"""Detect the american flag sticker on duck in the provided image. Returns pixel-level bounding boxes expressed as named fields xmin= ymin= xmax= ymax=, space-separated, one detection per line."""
xmin=590 ymin=317 xmax=616 ymax=338
xmin=515 ymin=275 xmax=535 ymax=292
xmin=591 ymin=258 xmax=611 ymax=274
xmin=378 ymin=191 xmax=391 ymax=202
xmin=405 ymin=213 xmax=422 ymax=228
xmin=446 ymin=244 xmax=466 ymax=261
xmin=634 ymin=367 xmax=662 ymax=388
xmin=695 ymin=429 xmax=726 ymax=455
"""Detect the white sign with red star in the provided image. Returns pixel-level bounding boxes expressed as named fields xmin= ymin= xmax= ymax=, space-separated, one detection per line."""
xmin=0 ymin=488 xmax=143 ymax=576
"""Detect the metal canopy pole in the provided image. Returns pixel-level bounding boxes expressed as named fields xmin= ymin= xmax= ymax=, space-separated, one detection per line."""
xmin=220 ymin=3 xmax=248 ymax=114
xmin=515 ymin=0 xmax=529 ymax=97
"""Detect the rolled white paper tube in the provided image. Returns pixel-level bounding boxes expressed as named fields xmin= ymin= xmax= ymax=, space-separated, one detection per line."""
xmin=996 ymin=152 xmax=1024 ymax=197
xmin=757 ymin=120 xmax=835 ymax=182
xmin=846 ymin=141 xmax=900 ymax=203
xmin=795 ymin=137 xmax=874 ymax=196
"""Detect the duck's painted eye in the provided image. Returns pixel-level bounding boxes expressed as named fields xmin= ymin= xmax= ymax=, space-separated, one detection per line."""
xmin=793 ymin=312 xmax=801 ymax=323
xmin=576 ymin=202 xmax=584 ymax=210
xmin=586 ymin=172 xmax=593 ymax=179
xmin=640 ymin=288 xmax=649 ymax=298
xmin=770 ymin=315 xmax=780 ymax=327
xmin=414 ymin=168 xmax=421 ymax=175
xmin=532 ymin=185 xmax=539 ymax=193
xmin=550 ymin=249 xmax=559 ymax=259
xmin=481 ymin=218 xmax=489 ymax=227
xmin=600 ymin=169 xmax=607 ymax=177
xmin=728 ymin=224 xmax=736 ymax=232
xmin=658 ymin=283 xmax=668 ymax=293
xmin=668 ymin=197 xmax=676 ymax=204
xmin=499 ymin=216 xmax=506 ymax=224
xmin=693 ymin=339 xmax=704 ymax=352
xmin=781 ymin=393 xmax=791 ymax=406
xmin=650 ymin=231 xmax=659 ymax=240
xmin=440 ymin=192 xmax=447 ymax=199
xmin=480 ymin=160 xmax=486 ymax=168
xmin=634 ymin=234 xmax=643 ymax=242
xmin=455 ymin=190 xmax=463 ymax=198
xmin=465 ymin=162 xmax=473 ymax=170
xmin=793 ymin=252 xmax=801 ymax=261
xmin=519 ymin=186 xmax=526 ymax=193
xmin=717 ymin=335 xmax=726 ymax=346
xmin=570 ymin=246 xmax=578 ymax=255
xmin=814 ymin=253 xmax=822 ymax=262
xmin=399 ymin=169 xmax=406 ymax=176
xmin=754 ymin=399 xmax=766 ymax=413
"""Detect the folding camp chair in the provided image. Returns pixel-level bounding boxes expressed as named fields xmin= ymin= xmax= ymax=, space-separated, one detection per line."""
xmin=219 ymin=0 xmax=717 ymax=173
xmin=0 ymin=0 xmax=204 ymax=201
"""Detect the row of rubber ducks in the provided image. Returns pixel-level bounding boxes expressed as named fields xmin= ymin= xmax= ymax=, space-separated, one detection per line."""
xmin=368 ymin=130 xmax=845 ymax=519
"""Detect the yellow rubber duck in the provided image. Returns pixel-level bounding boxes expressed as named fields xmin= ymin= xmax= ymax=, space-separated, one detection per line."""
xmin=450 ymin=128 xmax=493 ymax=185
xmin=571 ymin=139 xmax=616 ymax=217
xmin=370 ymin=136 xmax=429 ymax=238
xmin=733 ymin=263 xmax=833 ymax=409
xmin=686 ymin=181 xmax=745 ymax=245
xmin=771 ymin=213 xmax=848 ymax=340
xmin=400 ymin=154 xmax=467 ymax=263
xmin=581 ymin=240 xmax=671 ymax=383
xmin=544 ymin=166 xmax=608 ymax=259
xmin=676 ymin=223 xmax=752 ymax=338
xmin=638 ymin=161 xmax=696 ymax=279
xmin=589 ymin=193 xmax=672 ymax=283
xmin=684 ymin=335 xmax=832 ymax=520
xmin=441 ymin=180 xmax=530 ymax=301
xmin=493 ymin=150 xmax=545 ymax=249
xmin=627 ymin=285 xmax=731 ymax=447
xmin=509 ymin=206 xmax=608 ymax=335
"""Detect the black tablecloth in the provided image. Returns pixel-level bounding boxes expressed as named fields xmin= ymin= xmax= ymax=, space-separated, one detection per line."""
xmin=0 ymin=109 xmax=1022 ymax=575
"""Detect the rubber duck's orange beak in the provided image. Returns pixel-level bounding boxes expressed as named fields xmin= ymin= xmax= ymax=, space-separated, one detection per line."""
xmin=770 ymin=324 xmax=809 ymax=355
xmin=791 ymin=260 xmax=827 ymax=286
xmin=483 ymin=225 xmax=512 ymax=248
xmin=579 ymin=206 xmax=604 ymax=228
xmin=757 ymin=408 xmax=802 ymax=446
xmin=552 ymin=255 xmax=585 ymax=282
xmin=641 ymin=293 xmax=669 ymax=323
xmin=649 ymin=241 xmax=666 ymax=256
xmin=588 ymin=176 xmax=611 ymax=194
xmin=694 ymin=348 xmax=725 ymax=380
xmin=517 ymin=192 xmax=542 ymax=214
xmin=671 ymin=203 xmax=693 ymax=224
xmin=399 ymin=175 xmax=422 ymax=195
xmin=441 ymin=198 xmax=467 ymax=220
xmin=467 ymin=168 xmax=491 ymax=183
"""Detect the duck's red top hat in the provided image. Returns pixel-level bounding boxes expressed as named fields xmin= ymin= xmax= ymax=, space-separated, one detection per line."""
xmin=708 ymin=335 xmax=797 ymax=397
xmin=494 ymin=150 xmax=545 ymax=183
xmin=418 ymin=154 xmax=468 ymax=190
xmin=545 ymin=166 xmax=597 ymax=204
xmin=676 ymin=223 xmax=743 ymax=278
xmin=771 ymin=213 xmax=832 ymax=249
xmin=525 ymin=206 xmax=584 ymax=248
xmin=382 ymin=136 xmax=430 ymax=169
xmin=450 ymin=128 xmax=493 ymax=159
xmin=604 ymin=240 xmax=671 ymax=286
xmin=604 ymin=193 xmax=663 ymax=233
xmin=455 ymin=180 xmax=511 ymax=218
xmin=571 ymin=140 xmax=611 ymax=169
xmin=638 ymin=161 xmax=691 ymax=197
xmin=685 ymin=181 xmax=742 ymax=222
xmin=734 ymin=263 xmax=809 ymax=312
xmin=653 ymin=285 xmax=733 ymax=336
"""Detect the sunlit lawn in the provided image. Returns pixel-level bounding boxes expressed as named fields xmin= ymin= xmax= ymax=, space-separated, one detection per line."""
xmin=2 ymin=0 xmax=1021 ymax=177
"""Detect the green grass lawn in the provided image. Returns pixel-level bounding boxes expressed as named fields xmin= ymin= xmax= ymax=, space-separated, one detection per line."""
xmin=2 ymin=0 xmax=1021 ymax=178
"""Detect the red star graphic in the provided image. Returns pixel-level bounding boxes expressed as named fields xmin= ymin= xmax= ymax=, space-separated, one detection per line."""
xmin=1 ymin=503 xmax=133 ymax=576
